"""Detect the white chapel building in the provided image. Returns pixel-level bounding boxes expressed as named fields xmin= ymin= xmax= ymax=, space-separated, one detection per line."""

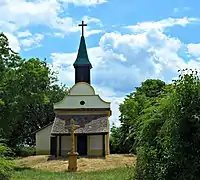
xmin=35 ymin=21 xmax=111 ymax=157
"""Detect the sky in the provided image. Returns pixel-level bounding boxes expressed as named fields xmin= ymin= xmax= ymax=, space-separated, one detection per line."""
xmin=1 ymin=0 xmax=200 ymax=126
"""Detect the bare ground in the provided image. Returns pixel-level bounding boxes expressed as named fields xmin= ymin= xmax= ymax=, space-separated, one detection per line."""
xmin=14 ymin=154 xmax=136 ymax=172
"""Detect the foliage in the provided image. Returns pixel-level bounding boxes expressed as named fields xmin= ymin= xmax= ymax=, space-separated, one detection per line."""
xmin=135 ymin=96 xmax=169 ymax=179
xmin=0 ymin=33 xmax=67 ymax=147
xmin=134 ymin=69 xmax=200 ymax=180
xmin=0 ymin=144 xmax=14 ymax=180
xmin=156 ymin=69 xmax=200 ymax=179
xmin=112 ymin=73 xmax=200 ymax=179
xmin=14 ymin=146 xmax=35 ymax=157
xmin=110 ymin=126 xmax=123 ymax=154
xmin=112 ymin=79 xmax=166 ymax=154
xmin=0 ymin=157 xmax=13 ymax=180
xmin=0 ymin=143 xmax=15 ymax=158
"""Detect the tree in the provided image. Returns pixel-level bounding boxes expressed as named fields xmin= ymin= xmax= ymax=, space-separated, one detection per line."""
xmin=156 ymin=69 xmax=200 ymax=180
xmin=135 ymin=69 xmax=200 ymax=180
xmin=115 ymin=79 xmax=166 ymax=154
xmin=0 ymin=32 xmax=24 ymax=138
xmin=110 ymin=125 xmax=132 ymax=154
xmin=0 ymin=33 xmax=67 ymax=147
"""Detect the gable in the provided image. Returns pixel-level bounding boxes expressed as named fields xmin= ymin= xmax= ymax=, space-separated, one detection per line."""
xmin=54 ymin=82 xmax=110 ymax=109
xmin=54 ymin=95 xmax=110 ymax=109
xmin=69 ymin=82 xmax=95 ymax=95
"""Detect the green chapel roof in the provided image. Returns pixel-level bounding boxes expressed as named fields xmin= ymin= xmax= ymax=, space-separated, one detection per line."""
xmin=73 ymin=35 xmax=92 ymax=68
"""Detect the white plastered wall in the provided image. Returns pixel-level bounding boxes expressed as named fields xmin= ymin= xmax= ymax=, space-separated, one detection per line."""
xmin=36 ymin=124 xmax=53 ymax=155
xmin=61 ymin=136 xmax=71 ymax=156
xmin=54 ymin=82 xmax=110 ymax=109
xmin=69 ymin=82 xmax=95 ymax=95
xmin=88 ymin=135 xmax=104 ymax=156
xmin=89 ymin=135 xmax=103 ymax=150
xmin=54 ymin=95 xmax=110 ymax=109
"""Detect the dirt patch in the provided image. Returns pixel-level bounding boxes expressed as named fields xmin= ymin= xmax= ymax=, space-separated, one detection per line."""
xmin=14 ymin=154 xmax=136 ymax=172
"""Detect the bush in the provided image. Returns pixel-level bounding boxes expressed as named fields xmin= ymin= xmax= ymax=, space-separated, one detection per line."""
xmin=14 ymin=146 xmax=35 ymax=157
xmin=0 ymin=143 xmax=15 ymax=158
xmin=135 ymin=70 xmax=200 ymax=180
xmin=0 ymin=157 xmax=13 ymax=180
xmin=0 ymin=144 xmax=14 ymax=179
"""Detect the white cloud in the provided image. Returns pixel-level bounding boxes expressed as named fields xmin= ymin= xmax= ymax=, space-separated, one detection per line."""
xmin=96 ymin=28 xmax=200 ymax=91
xmin=94 ymin=86 xmax=124 ymax=127
xmin=0 ymin=0 xmax=104 ymax=52
xmin=0 ymin=0 xmax=104 ymax=35
xmin=126 ymin=17 xmax=199 ymax=32
xmin=81 ymin=16 xmax=104 ymax=37
xmin=50 ymin=52 xmax=75 ymax=85
xmin=53 ymin=32 xmax=65 ymax=38
xmin=3 ymin=30 xmax=44 ymax=52
xmin=187 ymin=43 xmax=200 ymax=58
xmin=17 ymin=30 xmax=32 ymax=38
xmin=85 ymin=29 xmax=103 ymax=37
xmin=0 ymin=0 xmax=77 ymax=34
xmin=60 ymin=0 xmax=107 ymax=6
xmin=4 ymin=32 xmax=20 ymax=52
xmin=50 ymin=46 xmax=107 ymax=84
xmin=174 ymin=7 xmax=191 ymax=13
xmin=82 ymin=16 xmax=103 ymax=27
xmin=0 ymin=0 xmax=70 ymax=51
xmin=20 ymin=33 xmax=44 ymax=51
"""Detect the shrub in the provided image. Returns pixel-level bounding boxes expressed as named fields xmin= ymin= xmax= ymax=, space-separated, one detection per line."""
xmin=15 ymin=146 xmax=35 ymax=157
xmin=135 ymin=70 xmax=200 ymax=180
xmin=0 ymin=157 xmax=13 ymax=180
xmin=0 ymin=143 xmax=15 ymax=158
xmin=0 ymin=144 xmax=14 ymax=179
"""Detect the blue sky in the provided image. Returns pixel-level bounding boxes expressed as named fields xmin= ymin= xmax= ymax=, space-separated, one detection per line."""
xmin=1 ymin=0 xmax=200 ymax=126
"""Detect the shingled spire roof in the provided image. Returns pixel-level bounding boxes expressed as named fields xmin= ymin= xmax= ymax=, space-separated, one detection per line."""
xmin=73 ymin=21 xmax=92 ymax=69
xmin=73 ymin=36 xmax=92 ymax=68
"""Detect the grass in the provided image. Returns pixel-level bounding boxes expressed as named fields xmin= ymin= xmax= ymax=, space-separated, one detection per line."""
xmin=12 ymin=166 xmax=135 ymax=180
xmin=11 ymin=154 xmax=136 ymax=180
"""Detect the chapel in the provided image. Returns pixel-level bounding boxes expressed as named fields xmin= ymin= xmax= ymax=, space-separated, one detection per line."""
xmin=35 ymin=21 xmax=111 ymax=157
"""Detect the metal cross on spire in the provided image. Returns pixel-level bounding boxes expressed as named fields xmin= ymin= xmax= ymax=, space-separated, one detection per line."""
xmin=78 ymin=20 xmax=87 ymax=36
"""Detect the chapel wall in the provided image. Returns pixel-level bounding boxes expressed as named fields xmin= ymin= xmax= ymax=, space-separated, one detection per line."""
xmin=35 ymin=124 xmax=53 ymax=155
xmin=60 ymin=135 xmax=77 ymax=156
xmin=54 ymin=110 xmax=110 ymax=116
xmin=87 ymin=135 xmax=104 ymax=156
xmin=54 ymin=95 xmax=110 ymax=109
xmin=69 ymin=82 xmax=95 ymax=95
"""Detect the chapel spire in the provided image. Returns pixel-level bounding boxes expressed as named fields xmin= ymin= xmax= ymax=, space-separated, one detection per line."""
xmin=73 ymin=21 xmax=92 ymax=84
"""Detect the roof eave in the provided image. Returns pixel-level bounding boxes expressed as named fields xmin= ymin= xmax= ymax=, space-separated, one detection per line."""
xmin=33 ymin=122 xmax=54 ymax=134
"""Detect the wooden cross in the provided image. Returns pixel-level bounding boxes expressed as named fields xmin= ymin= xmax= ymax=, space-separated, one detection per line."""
xmin=78 ymin=20 xmax=87 ymax=36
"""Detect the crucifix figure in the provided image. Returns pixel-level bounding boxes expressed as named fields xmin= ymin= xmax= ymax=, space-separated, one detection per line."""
xmin=66 ymin=119 xmax=80 ymax=172
xmin=69 ymin=119 xmax=80 ymax=153
xmin=79 ymin=20 xmax=87 ymax=36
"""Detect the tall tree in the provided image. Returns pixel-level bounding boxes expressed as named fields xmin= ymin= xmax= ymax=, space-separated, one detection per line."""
xmin=116 ymin=79 xmax=166 ymax=153
xmin=135 ymin=69 xmax=200 ymax=180
xmin=0 ymin=33 xmax=67 ymax=147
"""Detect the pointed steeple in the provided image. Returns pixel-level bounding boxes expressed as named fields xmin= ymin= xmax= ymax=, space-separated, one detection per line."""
xmin=73 ymin=21 xmax=92 ymax=84
xmin=73 ymin=35 xmax=92 ymax=68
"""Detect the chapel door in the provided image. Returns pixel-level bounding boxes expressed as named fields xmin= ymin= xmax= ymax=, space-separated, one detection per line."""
xmin=77 ymin=135 xmax=87 ymax=156
xmin=50 ymin=136 xmax=57 ymax=157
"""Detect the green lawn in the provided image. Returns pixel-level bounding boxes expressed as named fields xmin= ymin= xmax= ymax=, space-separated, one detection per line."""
xmin=12 ymin=166 xmax=135 ymax=180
